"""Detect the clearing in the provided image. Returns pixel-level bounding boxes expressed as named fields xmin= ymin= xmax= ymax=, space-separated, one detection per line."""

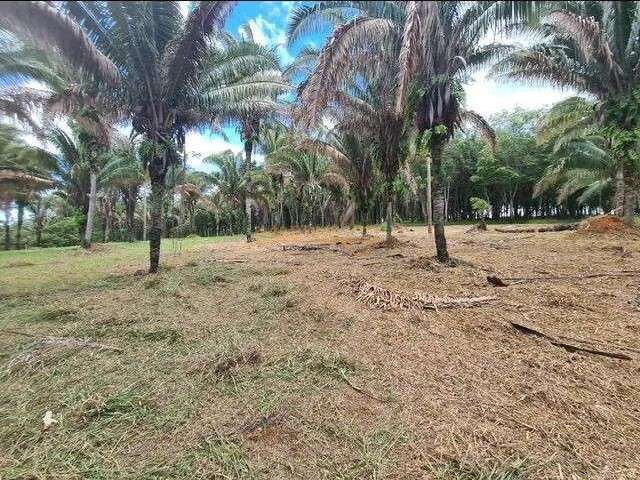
xmin=1 ymin=225 xmax=639 ymax=479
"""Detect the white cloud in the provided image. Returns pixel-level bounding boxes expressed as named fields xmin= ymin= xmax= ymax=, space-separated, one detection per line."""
xmin=464 ymin=69 xmax=574 ymax=117
xmin=184 ymin=131 xmax=242 ymax=171
xmin=242 ymin=15 xmax=294 ymax=65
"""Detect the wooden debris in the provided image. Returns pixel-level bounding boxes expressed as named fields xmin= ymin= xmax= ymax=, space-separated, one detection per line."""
xmin=342 ymin=279 xmax=496 ymax=311
xmin=495 ymin=223 xmax=579 ymax=234
xmin=487 ymin=270 xmax=640 ymax=286
xmin=510 ymin=321 xmax=632 ymax=361
xmin=281 ymin=244 xmax=350 ymax=255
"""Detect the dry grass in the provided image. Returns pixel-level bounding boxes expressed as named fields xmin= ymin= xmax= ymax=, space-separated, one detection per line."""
xmin=1 ymin=225 xmax=639 ymax=478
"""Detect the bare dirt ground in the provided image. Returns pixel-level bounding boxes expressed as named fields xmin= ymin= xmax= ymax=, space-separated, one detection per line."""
xmin=205 ymin=224 xmax=640 ymax=478
xmin=2 ymin=224 xmax=639 ymax=479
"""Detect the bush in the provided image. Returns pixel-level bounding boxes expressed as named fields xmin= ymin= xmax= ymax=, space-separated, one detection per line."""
xmin=40 ymin=216 xmax=83 ymax=247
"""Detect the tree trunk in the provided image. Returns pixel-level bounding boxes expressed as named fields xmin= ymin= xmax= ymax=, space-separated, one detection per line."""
xmin=3 ymin=204 xmax=10 ymax=251
xmin=16 ymin=202 xmax=24 ymax=249
xmin=622 ymin=167 xmax=637 ymax=227
xmin=623 ymin=187 xmax=636 ymax=226
xmin=614 ymin=166 xmax=625 ymax=215
xmin=385 ymin=194 xmax=393 ymax=245
xmin=243 ymin=139 xmax=254 ymax=242
xmin=142 ymin=193 xmax=147 ymax=242
xmin=426 ymin=155 xmax=433 ymax=234
xmin=244 ymin=196 xmax=253 ymax=242
xmin=362 ymin=209 xmax=368 ymax=237
xmin=35 ymin=202 xmax=43 ymax=247
xmin=149 ymin=180 xmax=164 ymax=273
xmin=83 ymin=170 xmax=97 ymax=249
xmin=430 ymin=138 xmax=449 ymax=262
xmin=123 ymin=187 xmax=137 ymax=242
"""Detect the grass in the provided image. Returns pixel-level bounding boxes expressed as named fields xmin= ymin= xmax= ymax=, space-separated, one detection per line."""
xmin=2 ymin=227 xmax=636 ymax=478
xmin=0 ymin=235 xmax=240 ymax=298
xmin=0 ymin=234 xmax=402 ymax=479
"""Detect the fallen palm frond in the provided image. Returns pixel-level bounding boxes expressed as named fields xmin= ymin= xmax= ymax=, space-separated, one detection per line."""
xmin=341 ymin=279 xmax=496 ymax=311
xmin=494 ymin=223 xmax=579 ymax=233
xmin=510 ymin=321 xmax=632 ymax=361
xmin=2 ymin=330 xmax=123 ymax=372
xmin=281 ymin=244 xmax=350 ymax=255
xmin=487 ymin=270 xmax=640 ymax=287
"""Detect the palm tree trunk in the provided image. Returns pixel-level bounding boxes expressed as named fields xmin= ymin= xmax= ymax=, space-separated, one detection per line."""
xmin=614 ymin=166 xmax=625 ymax=215
xmin=3 ymin=203 xmax=10 ymax=251
xmin=426 ymin=155 xmax=433 ymax=234
xmin=149 ymin=180 xmax=164 ymax=273
xmin=362 ymin=208 xmax=368 ymax=237
xmin=278 ymin=182 xmax=284 ymax=230
xmin=142 ymin=192 xmax=147 ymax=242
xmin=430 ymin=139 xmax=449 ymax=262
xmin=35 ymin=200 xmax=44 ymax=247
xmin=16 ymin=201 xmax=24 ymax=249
xmin=83 ymin=170 xmax=97 ymax=249
xmin=385 ymin=189 xmax=393 ymax=245
xmin=243 ymin=139 xmax=254 ymax=242
xmin=124 ymin=189 xmax=136 ymax=242
xmin=244 ymin=196 xmax=253 ymax=242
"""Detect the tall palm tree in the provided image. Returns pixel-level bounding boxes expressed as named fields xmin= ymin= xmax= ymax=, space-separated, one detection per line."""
xmin=0 ymin=124 xmax=54 ymax=249
xmin=398 ymin=1 xmax=525 ymax=261
xmin=1 ymin=1 xmax=288 ymax=271
xmin=204 ymin=26 xmax=291 ymax=241
xmin=492 ymin=1 xmax=640 ymax=224
xmin=288 ymin=2 xmax=409 ymax=244
xmin=101 ymin=135 xmax=146 ymax=241
xmin=297 ymin=130 xmax=379 ymax=236
xmin=288 ymin=1 xmax=528 ymax=250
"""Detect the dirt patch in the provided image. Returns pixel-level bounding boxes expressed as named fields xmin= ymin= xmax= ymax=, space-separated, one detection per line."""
xmin=578 ymin=215 xmax=639 ymax=235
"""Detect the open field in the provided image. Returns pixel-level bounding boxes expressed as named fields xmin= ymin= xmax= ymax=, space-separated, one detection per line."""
xmin=1 ymin=225 xmax=639 ymax=479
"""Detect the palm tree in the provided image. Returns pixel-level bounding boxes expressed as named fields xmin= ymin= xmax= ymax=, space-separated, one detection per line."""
xmin=297 ymin=130 xmax=379 ymax=236
xmin=1 ymin=1 xmax=287 ymax=271
xmin=45 ymin=127 xmax=93 ymax=243
xmin=101 ymin=135 xmax=145 ymax=241
xmin=266 ymin=145 xmax=348 ymax=230
xmin=200 ymin=28 xmax=290 ymax=241
xmin=398 ymin=1 xmax=526 ymax=261
xmin=288 ymin=2 xmax=410 ymax=244
xmin=492 ymin=1 xmax=640 ymax=224
xmin=287 ymin=1 xmax=526 ymax=249
xmin=0 ymin=29 xmax=117 ymax=249
xmin=205 ymin=150 xmax=272 ymax=233
xmin=0 ymin=124 xmax=54 ymax=249
xmin=534 ymin=96 xmax=616 ymax=208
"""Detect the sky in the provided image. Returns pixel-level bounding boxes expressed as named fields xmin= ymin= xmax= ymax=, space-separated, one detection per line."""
xmin=182 ymin=1 xmax=573 ymax=172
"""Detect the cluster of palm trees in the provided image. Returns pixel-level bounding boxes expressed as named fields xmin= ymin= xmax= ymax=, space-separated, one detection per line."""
xmin=0 ymin=1 xmax=638 ymax=272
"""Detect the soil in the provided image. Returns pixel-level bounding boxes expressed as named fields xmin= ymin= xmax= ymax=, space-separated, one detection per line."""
xmin=204 ymin=224 xmax=640 ymax=478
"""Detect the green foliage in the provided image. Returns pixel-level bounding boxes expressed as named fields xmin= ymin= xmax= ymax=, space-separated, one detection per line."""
xmin=469 ymin=197 xmax=490 ymax=214
xmin=39 ymin=215 xmax=83 ymax=247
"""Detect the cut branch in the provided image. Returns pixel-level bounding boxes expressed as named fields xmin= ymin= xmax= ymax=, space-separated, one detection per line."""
xmin=510 ymin=321 xmax=632 ymax=360
xmin=487 ymin=270 xmax=640 ymax=286
xmin=494 ymin=223 xmax=578 ymax=233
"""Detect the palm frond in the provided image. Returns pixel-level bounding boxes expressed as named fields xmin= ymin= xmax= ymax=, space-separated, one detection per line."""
xmin=0 ymin=1 xmax=119 ymax=84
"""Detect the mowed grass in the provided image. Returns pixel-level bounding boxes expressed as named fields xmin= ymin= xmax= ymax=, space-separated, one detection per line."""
xmin=0 ymin=236 xmax=413 ymax=479
xmin=0 ymin=236 xmax=240 ymax=297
